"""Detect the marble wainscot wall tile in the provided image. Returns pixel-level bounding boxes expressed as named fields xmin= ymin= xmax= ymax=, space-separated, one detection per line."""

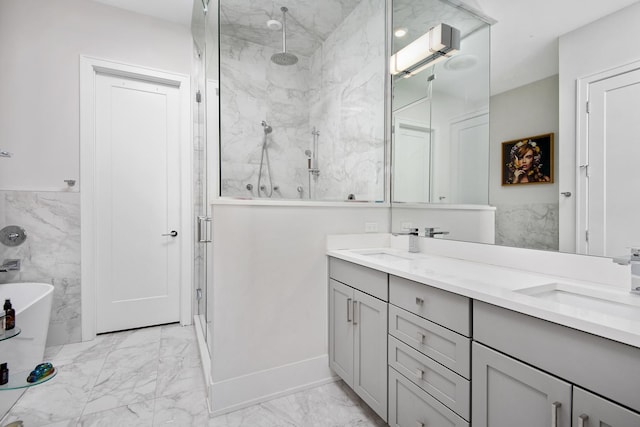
xmin=0 ymin=190 xmax=81 ymax=345
xmin=495 ymin=203 xmax=559 ymax=251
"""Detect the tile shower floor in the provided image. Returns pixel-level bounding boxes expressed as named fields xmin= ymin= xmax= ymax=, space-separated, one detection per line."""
xmin=2 ymin=324 xmax=386 ymax=426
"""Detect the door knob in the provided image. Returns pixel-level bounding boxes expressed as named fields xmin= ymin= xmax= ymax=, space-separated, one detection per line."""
xmin=162 ymin=230 xmax=178 ymax=237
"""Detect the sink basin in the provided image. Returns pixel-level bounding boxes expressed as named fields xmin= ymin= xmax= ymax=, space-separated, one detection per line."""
xmin=349 ymin=249 xmax=414 ymax=262
xmin=516 ymin=282 xmax=640 ymax=318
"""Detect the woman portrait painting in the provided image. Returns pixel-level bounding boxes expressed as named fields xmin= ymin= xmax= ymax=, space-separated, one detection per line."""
xmin=502 ymin=134 xmax=553 ymax=185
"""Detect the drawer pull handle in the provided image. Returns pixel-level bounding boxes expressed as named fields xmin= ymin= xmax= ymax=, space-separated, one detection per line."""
xmin=551 ymin=401 xmax=561 ymax=427
xmin=416 ymin=422 xmax=425 ymax=427
xmin=578 ymin=414 xmax=588 ymax=427
xmin=415 ymin=297 xmax=424 ymax=305
xmin=415 ymin=368 xmax=424 ymax=380
xmin=347 ymin=298 xmax=352 ymax=322
xmin=353 ymin=300 xmax=358 ymax=325
xmin=417 ymin=332 xmax=426 ymax=344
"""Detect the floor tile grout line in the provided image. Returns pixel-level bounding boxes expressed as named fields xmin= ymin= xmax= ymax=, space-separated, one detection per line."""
xmin=150 ymin=326 xmax=164 ymax=426
xmin=76 ymin=340 xmax=112 ymax=422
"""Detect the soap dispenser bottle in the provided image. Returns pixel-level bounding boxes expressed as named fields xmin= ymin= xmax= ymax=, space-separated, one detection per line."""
xmin=4 ymin=299 xmax=15 ymax=330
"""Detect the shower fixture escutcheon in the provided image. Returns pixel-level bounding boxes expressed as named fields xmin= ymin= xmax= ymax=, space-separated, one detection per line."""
xmin=0 ymin=226 xmax=27 ymax=247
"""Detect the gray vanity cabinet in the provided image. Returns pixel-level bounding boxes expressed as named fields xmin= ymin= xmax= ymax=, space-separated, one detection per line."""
xmin=573 ymin=387 xmax=640 ymax=426
xmin=328 ymin=259 xmax=388 ymax=421
xmin=472 ymin=342 xmax=572 ymax=427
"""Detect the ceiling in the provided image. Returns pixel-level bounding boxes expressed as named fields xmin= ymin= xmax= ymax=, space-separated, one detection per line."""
xmin=91 ymin=0 xmax=193 ymax=26
xmin=91 ymin=0 xmax=640 ymax=94
xmin=467 ymin=0 xmax=640 ymax=94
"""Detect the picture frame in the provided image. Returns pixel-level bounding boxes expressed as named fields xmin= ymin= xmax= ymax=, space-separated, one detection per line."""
xmin=501 ymin=133 xmax=554 ymax=185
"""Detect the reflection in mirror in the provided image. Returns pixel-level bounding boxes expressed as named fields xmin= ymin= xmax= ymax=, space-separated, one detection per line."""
xmin=391 ymin=0 xmax=490 ymax=206
xmin=390 ymin=0 xmax=494 ymax=245
xmin=391 ymin=0 xmax=640 ymax=258
xmin=218 ymin=0 xmax=386 ymax=201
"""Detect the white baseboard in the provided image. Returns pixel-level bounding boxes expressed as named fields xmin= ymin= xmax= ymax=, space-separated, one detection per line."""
xmin=209 ymin=354 xmax=338 ymax=417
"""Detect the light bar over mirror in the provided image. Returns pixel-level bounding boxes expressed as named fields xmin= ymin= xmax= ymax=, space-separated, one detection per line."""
xmin=390 ymin=23 xmax=461 ymax=77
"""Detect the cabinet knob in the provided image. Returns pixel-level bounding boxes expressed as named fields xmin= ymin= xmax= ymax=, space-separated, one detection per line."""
xmin=415 ymin=297 xmax=424 ymax=305
xmin=414 ymin=368 xmax=424 ymax=380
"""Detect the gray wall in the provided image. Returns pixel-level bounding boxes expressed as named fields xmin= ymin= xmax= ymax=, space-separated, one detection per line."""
xmin=489 ymin=75 xmax=559 ymax=250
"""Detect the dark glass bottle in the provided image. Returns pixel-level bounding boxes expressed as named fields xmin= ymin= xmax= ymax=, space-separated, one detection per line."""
xmin=0 ymin=363 xmax=8 ymax=385
xmin=4 ymin=299 xmax=15 ymax=330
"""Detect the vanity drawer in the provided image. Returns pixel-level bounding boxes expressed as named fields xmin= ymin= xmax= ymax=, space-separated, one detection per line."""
xmin=329 ymin=257 xmax=388 ymax=301
xmin=389 ymin=305 xmax=470 ymax=378
xmin=388 ymin=335 xmax=470 ymax=420
xmin=389 ymin=275 xmax=470 ymax=336
xmin=389 ymin=367 xmax=469 ymax=427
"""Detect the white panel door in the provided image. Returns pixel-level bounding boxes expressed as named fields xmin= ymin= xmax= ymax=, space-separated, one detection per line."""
xmin=393 ymin=118 xmax=432 ymax=203
xmin=95 ymin=72 xmax=181 ymax=333
xmin=450 ymin=113 xmax=489 ymax=205
xmin=587 ymin=68 xmax=640 ymax=257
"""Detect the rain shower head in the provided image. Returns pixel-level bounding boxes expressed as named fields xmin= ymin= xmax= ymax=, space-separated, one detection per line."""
xmin=271 ymin=6 xmax=298 ymax=66
xmin=271 ymin=52 xmax=298 ymax=66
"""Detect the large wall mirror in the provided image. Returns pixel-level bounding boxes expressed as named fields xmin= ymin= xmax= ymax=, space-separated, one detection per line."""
xmin=390 ymin=0 xmax=640 ymax=259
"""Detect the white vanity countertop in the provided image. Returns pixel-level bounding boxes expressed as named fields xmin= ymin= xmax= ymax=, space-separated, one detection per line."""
xmin=327 ymin=247 xmax=640 ymax=348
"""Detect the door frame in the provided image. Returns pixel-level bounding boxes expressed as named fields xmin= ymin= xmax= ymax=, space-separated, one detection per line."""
xmin=80 ymin=56 xmax=192 ymax=341
xmin=576 ymin=58 xmax=640 ymax=254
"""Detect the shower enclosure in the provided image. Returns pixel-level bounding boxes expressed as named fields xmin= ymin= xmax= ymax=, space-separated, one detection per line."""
xmin=218 ymin=0 xmax=387 ymax=201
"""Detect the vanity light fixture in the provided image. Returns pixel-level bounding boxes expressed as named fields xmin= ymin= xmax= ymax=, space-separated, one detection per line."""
xmin=390 ymin=23 xmax=460 ymax=77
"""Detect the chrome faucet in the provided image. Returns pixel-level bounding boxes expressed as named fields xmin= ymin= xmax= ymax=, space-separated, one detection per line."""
xmin=0 ymin=259 xmax=20 ymax=273
xmin=424 ymin=227 xmax=450 ymax=238
xmin=613 ymin=248 xmax=640 ymax=294
xmin=393 ymin=228 xmax=420 ymax=253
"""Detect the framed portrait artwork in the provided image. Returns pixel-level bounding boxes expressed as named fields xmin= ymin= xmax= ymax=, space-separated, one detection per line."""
xmin=501 ymin=133 xmax=554 ymax=185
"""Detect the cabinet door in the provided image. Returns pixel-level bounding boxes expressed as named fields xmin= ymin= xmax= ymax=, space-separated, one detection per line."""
xmin=353 ymin=289 xmax=388 ymax=421
xmin=329 ymin=279 xmax=354 ymax=387
xmin=472 ymin=342 xmax=571 ymax=427
xmin=573 ymin=387 xmax=640 ymax=426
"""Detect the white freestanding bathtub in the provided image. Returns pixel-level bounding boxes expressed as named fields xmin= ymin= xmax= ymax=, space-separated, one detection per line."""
xmin=0 ymin=282 xmax=54 ymax=420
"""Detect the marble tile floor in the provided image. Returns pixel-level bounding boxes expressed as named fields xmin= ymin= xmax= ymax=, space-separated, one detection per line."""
xmin=2 ymin=324 xmax=386 ymax=427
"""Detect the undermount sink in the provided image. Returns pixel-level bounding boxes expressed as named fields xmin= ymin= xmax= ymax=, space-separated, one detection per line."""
xmin=349 ymin=249 xmax=415 ymax=262
xmin=516 ymin=282 xmax=640 ymax=318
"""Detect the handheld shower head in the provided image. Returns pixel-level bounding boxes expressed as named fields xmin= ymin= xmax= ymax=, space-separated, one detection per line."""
xmin=261 ymin=120 xmax=273 ymax=134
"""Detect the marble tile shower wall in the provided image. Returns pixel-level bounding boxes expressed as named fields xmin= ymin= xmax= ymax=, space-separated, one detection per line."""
xmin=495 ymin=203 xmax=559 ymax=251
xmin=220 ymin=0 xmax=385 ymax=201
xmin=309 ymin=0 xmax=385 ymax=201
xmin=0 ymin=191 xmax=81 ymax=345
xmin=220 ymin=34 xmax=312 ymax=199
